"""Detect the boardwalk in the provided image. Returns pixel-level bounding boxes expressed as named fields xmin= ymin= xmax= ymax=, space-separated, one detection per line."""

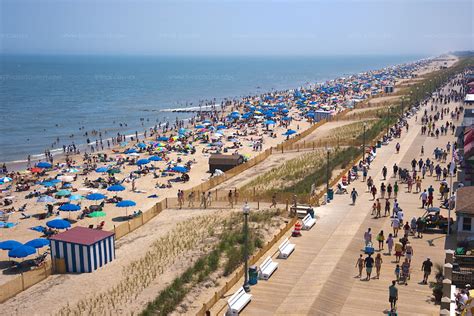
xmin=211 ymin=82 xmax=462 ymax=315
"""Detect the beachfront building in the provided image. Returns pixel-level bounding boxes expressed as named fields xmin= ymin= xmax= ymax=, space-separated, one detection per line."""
xmin=455 ymin=186 xmax=474 ymax=240
xmin=50 ymin=227 xmax=115 ymax=273
xmin=209 ymin=154 xmax=244 ymax=173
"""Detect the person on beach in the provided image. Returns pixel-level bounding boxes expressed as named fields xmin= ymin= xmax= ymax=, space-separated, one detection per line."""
xmin=382 ymin=166 xmax=388 ymax=180
xmin=351 ymin=188 xmax=358 ymax=205
xmin=405 ymin=242 xmax=414 ymax=263
xmin=228 ymin=190 xmax=233 ymax=208
xmin=200 ymin=192 xmax=207 ymax=208
xmin=371 ymin=185 xmax=377 ymax=200
xmin=364 ymin=254 xmax=374 ymax=280
xmin=206 ymin=192 xmax=212 ymax=207
xmin=188 ymin=191 xmax=195 ymax=207
xmin=386 ymin=233 xmax=394 ymax=255
xmin=392 ymin=217 xmax=400 ymax=237
xmin=270 ymin=193 xmax=277 ymax=208
xmin=420 ymin=189 xmax=427 ymax=208
xmin=393 ymin=182 xmax=399 ymax=198
xmin=387 ymin=183 xmax=393 ymax=199
xmin=394 ymin=265 xmax=401 ymax=283
xmin=376 ymin=230 xmax=384 ymax=251
xmin=384 ymin=199 xmax=391 ymax=217
xmin=356 ymin=254 xmax=364 ymax=278
xmin=421 ymin=258 xmax=433 ymax=284
xmin=401 ymin=258 xmax=410 ymax=285
xmin=394 ymin=241 xmax=403 ymax=263
xmin=364 ymin=228 xmax=372 ymax=247
xmin=375 ymin=253 xmax=383 ymax=279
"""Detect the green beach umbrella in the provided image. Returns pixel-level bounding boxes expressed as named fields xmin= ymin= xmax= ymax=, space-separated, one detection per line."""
xmin=56 ymin=190 xmax=71 ymax=197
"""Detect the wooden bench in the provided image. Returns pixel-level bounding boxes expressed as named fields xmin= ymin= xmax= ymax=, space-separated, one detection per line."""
xmin=259 ymin=256 xmax=278 ymax=280
xmin=226 ymin=287 xmax=252 ymax=315
xmin=278 ymin=237 xmax=295 ymax=259
xmin=290 ymin=204 xmax=313 ymax=219
xmin=302 ymin=214 xmax=316 ymax=230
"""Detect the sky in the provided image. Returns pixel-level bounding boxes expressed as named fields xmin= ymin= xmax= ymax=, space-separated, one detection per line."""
xmin=0 ymin=0 xmax=472 ymax=56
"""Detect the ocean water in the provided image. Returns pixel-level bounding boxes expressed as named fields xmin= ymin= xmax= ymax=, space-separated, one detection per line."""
xmin=0 ymin=54 xmax=424 ymax=163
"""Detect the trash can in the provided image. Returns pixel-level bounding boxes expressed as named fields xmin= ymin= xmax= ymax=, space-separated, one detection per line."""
xmin=376 ymin=141 xmax=382 ymax=148
xmin=327 ymin=188 xmax=334 ymax=201
xmin=249 ymin=265 xmax=258 ymax=285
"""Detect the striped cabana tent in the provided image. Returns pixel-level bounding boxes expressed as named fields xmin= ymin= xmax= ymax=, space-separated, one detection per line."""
xmin=50 ymin=226 xmax=115 ymax=273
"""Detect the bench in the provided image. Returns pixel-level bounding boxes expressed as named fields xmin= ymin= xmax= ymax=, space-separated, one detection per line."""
xmin=278 ymin=237 xmax=295 ymax=259
xmin=226 ymin=287 xmax=252 ymax=315
xmin=290 ymin=204 xmax=313 ymax=219
xmin=302 ymin=214 xmax=316 ymax=230
xmin=259 ymin=256 xmax=278 ymax=280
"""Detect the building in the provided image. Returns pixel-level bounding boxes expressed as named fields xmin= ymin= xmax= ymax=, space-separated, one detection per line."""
xmin=50 ymin=226 xmax=115 ymax=273
xmin=208 ymin=154 xmax=244 ymax=173
xmin=455 ymin=186 xmax=474 ymax=240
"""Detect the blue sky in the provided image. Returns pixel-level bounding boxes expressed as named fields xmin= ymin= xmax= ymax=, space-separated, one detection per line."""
xmin=1 ymin=0 xmax=472 ymax=55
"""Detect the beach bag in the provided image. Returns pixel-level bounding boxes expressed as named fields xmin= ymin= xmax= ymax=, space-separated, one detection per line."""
xmin=365 ymin=242 xmax=375 ymax=255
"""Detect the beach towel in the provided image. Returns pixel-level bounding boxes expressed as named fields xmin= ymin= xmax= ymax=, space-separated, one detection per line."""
xmin=30 ymin=225 xmax=46 ymax=232
xmin=0 ymin=222 xmax=17 ymax=228
xmin=147 ymin=194 xmax=159 ymax=198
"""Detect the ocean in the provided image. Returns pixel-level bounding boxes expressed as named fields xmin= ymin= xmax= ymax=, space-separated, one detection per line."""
xmin=0 ymin=54 xmax=425 ymax=163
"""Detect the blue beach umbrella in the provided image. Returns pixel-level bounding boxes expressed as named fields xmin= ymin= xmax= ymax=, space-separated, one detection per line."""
xmin=25 ymin=238 xmax=50 ymax=249
xmin=86 ymin=193 xmax=106 ymax=201
xmin=58 ymin=203 xmax=81 ymax=211
xmin=171 ymin=166 xmax=188 ymax=173
xmin=0 ymin=177 xmax=13 ymax=183
xmin=137 ymin=142 xmax=147 ymax=148
xmin=0 ymin=240 xmax=23 ymax=250
xmin=116 ymin=200 xmax=136 ymax=208
xmin=50 ymin=179 xmax=61 ymax=184
xmin=156 ymin=136 xmax=169 ymax=141
xmin=37 ymin=162 xmax=52 ymax=169
xmin=69 ymin=194 xmax=84 ymax=201
xmin=41 ymin=182 xmax=55 ymax=187
xmin=265 ymin=120 xmax=276 ymax=125
xmin=107 ymin=184 xmax=125 ymax=192
xmin=194 ymin=125 xmax=205 ymax=129
xmin=56 ymin=189 xmax=71 ymax=197
xmin=282 ymin=116 xmax=292 ymax=121
xmin=124 ymin=148 xmax=137 ymax=154
xmin=8 ymin=245 xmax=36 ymax=258
xmin=283 ymin=129 xmax=297 ymax=136
xmin=37 ymin=195 xmax=55 ymax=203
xmin=136 ymin=158 xmax=150 ymax=166
xmin=46 ymin=219 xmax=71 ymax=229
xmin=149 ymin=156 xmax=163 ymax=162
xmin=95 ymin=167 xmax=109 ymax=173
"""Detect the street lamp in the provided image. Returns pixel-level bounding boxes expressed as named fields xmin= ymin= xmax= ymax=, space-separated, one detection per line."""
xmin=326 ymin=147 xmax=331 ymax=198
xmin=362 ymin=122 xmax=367 ymax=161
xmin=386 ymin=106 xmax=392 ymax=137
xmin=242 ymin=202 xmax=251 ymax=293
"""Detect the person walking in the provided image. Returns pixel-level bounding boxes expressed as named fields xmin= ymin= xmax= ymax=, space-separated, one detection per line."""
xmin=351 ymin=188 xmax=358 ymax=205
xmin=376 ymin=199 xmax=382 ymax=218
xmin=392 ymin=217 xmax=400 ymax=237
xmin=228 ymin=190 xmax=233 ymax=208
xmin=376 ymin=230 xmax=385 ymax=251
xmin=421 ymin=258 xmax=433 ymax=284
xmin=384 ymin=199 xmax=391 ymax=217
xmin=420 ymin=189 xmax=428 ymax=208
xmin=393 ymin=182 xmax=399 ymax=198
xmin=382 ymin=166 xmax=388 ymax=180
xmin=386 ymin=233 xmax=394 ymax=255
xmin=364 ymin=254 xmax=374 ymax=280
xmin=389 ymin=281 xmax=398 ymax=310
xmin=188 ymin=191 xmax=195 ymax=207
xmin=405 ymin=242 xmax=414 ymax=263
xmin=355 ymin=254 xmax=364 ymax=278
xmin=364 ymin=228 xmax=372 ymax=247
xmin=371 ymin=185 xmax=377 ymax=200
xmin=270 ymin=193 xmax=277 ymax=208
xmin=387 ymin=183 xmax=393 ymax=199
xmin=375 ymin=253 xmax=383 ymax=279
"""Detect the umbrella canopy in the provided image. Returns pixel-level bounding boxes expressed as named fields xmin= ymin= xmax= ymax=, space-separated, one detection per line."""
xmin=8 ymin=245 xmax=36 ymax=258
xmin=58 ymin=203 xmax=81 ymax=211
xmin=69 ymin=194 xmax=84 ymax=201
xmin=170 ymin=166 xmax=188 ymax=173
xmin=86 ymin=193 xmax=106 ymax=201
xmin=95 ymin=167 xmax=109 ymax=173
xmin=137 ymin=142 xmax=147 ymax=148
xmin=136 ymin=159 xmax=150 ymax=166
xmin=265 ymin=120 xmax=276 ymax=125
xmin=67 ymin=168 xmax=80 ymax=173
xmin=283 ymin=129 xmax=297 ymax=136
xmin=116 ymin=200 xmax=136 ymax=208
xmin=107 ymin=168 xmax=121 ymax=174
xmin=88 ymin=211 xmax=106 ymax=218
xmin=0 ymin=177 xmax=13 ymax=183
xmin=58 ymin=175 xmax=74 ymax=182
xmin=41 ymin=182 xmax=55 ymax=187
xmin=56 ymin=190 xmax=71 ymax=197
xmin=37 ymin=195 xmax=55 ymax=203
xmin=107 ymin=184 xmax=125 ymax=192
xmin=0 ymin=240 xmax=23 ymax=250
xmin=24 ymin=238 xmax=50 ymax=249
xmin=31 ymin=167 xmax=43 ymax=173
xmin=46 ymin=219 xmax=71 ymax=229
xmin=124 ymin=148 xmax=137 ymax=154
xmin=149 ymin=156 xmax=163 ymax=161
xmin=37 ymin=162 xmax=52 ymax=169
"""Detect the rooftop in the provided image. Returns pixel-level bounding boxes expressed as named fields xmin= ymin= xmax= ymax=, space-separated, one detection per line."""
xmin=456 ymin=186 xmax=474 ymax=215
xmin=50 ymin=226 xmax=114 ymax=246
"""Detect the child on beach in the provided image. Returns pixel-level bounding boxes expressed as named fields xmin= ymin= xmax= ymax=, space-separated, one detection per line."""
xmin=395 ymin=264 xmax=401 ymax=283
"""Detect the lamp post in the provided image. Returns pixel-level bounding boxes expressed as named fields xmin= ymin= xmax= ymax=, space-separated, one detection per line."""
xmin=386 ymin=106 xmax=391 ymax=137
xmin=400 ymin=96 xmax=405 ymax=116
xmin=362 ymin=122 xmax=367 ymax=161
xmin=242 ymin=202 xmax=250 ymax=292
xmin=326 ymin=147 xmax=331 ymax=197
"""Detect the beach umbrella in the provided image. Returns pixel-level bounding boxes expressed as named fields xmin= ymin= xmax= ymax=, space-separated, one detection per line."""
xmin=58 ymin=175 xmax=74 ymax=182
xmin=95 ymin=167 xmax=109 ymax=173
xmin=8 ymin=245 xmax=36 ymax=259
xmin=124 ymin=148 xmax=137 ymax=154
xmin=137 ymin=142 xmax=147 ymax=148
xmin=107 ymin=184 xmax=125 ymax=192
xmin=31 ymin=167 xmax=43 ymax=173
xmin=116 ymin=200 xmax=136 ymax=208
xmin=25 ymin=238 xmax=50 ymax=249
xmin=194 ymin=125 xmax=205 ymax=129
xmin=88 ymin=211 xmax=106 ymax=218
xmin=156 ymin=136 xmax=169 ymax=141
xmin=58 ymin=203 xmax=81 ymax=211
xmin=128 ymin=152 xmax=140 ymax=157
xmin=69 ymin=194 xmax=84 ymax=201
xmin=283 ymin=129 xmax=297 ymax=136
xmin=282 ymin=116 xmax=292 ymax=121
xmin=0 ymin=240 xmax=23 ymax=250
xmin=0 ymin=177 xmax=12 ymax=183
xmin=66 ymin=168 xmax=80 ymax=173
xmin=37 ymin=195 xmax=55 ymax=203
xmin=50 ymin=179 xmax=61 ymax=184
xmin=149 ymin=156 xmax=162 ymax=162
xmin=41 ymin=182 xmax=55 ymax=187
xmin=86 ymin=193 xmax=106 ymax=201
xmin=107 ymin=168 xmax=121 ymax=174
xmin=265 ymin=120 xmax=276 ymax=125
xmin=136 ymin=159 xmax=150 ymax=166
xmin=171 ymin=166 xmax=188 ymax=173
xmin=46 ymin=219 xmax=71 ymax=229
xmin=56 ymin=189 xmax=71 ymax=197
xmin=37 ymin=162 xmax=52 ymax=169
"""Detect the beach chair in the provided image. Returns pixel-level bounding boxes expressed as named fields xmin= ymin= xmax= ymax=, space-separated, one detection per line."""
xmin=226 ymin=287 xmax=252 ymax=316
